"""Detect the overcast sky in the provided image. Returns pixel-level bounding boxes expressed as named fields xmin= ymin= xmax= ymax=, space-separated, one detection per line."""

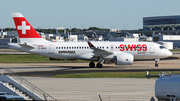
xmin=1 ymin=0 xmax=180 ymax=30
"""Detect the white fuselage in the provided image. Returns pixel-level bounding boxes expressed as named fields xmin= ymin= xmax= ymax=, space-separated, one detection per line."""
xmin=8 ymin=41 xmax=172 ymax=61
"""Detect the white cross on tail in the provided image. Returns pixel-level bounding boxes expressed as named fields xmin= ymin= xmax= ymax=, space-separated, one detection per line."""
xmin=17 ymin=21 xmax=30 ymax=34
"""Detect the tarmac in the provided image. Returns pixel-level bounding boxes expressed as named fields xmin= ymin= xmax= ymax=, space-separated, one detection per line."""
xmin=0 ymin=51 xmax=180 ymax=100
xmin=21 ymin=77 xmax=157 ymax=101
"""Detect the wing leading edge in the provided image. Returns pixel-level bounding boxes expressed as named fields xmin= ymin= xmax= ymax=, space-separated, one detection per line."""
xmin=87 ymin=41 xmax=113 ymax=55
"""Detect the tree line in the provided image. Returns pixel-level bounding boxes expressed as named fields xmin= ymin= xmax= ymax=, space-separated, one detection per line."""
xmin=1 ymin=27 xmax=109 ymax=34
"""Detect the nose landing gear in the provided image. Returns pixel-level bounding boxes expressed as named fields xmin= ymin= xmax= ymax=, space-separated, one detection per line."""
xmin=155 ymin=59 xmax=159 ymax=67
xmin=155 ymin=61 xmax=158 ymax=67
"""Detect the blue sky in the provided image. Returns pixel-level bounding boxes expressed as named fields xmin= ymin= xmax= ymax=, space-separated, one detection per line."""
xmin=1 ymin=0 xmax=180 ymax=30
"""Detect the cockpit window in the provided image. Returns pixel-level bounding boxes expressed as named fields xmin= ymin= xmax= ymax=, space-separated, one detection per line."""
xmin=159 ymin=46 xmax=166 ymax=49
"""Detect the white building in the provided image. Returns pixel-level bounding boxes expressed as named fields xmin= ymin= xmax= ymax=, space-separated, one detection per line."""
xmin=152 ymin=34 xmax=180 ymax=48
xmin=0 ymin=32 xmax=7 ymax=38
xmin=46 ymin=34 xmax=54 ymax=40
xmin=69 ymin=35 xmax=78 ymax=41
xmin=78 ymin=35 xmax=88 ymax=41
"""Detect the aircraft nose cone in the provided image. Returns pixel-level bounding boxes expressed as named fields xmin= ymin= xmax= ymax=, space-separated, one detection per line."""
xmin=167 ymin=50 xmax=172 ymax=57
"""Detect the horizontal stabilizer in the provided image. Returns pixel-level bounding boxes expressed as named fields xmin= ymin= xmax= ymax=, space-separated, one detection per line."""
xmin=19 ymin=44 xmax=34 ymax=49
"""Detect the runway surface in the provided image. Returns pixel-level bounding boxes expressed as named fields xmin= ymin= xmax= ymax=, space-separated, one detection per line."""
xmin=20 ymin=77 xmax=157 ymax=101
xmin=0 ymin=55 xmax=179 ymax=77
xmin=0 ymin=54 xmax=179 ymax=100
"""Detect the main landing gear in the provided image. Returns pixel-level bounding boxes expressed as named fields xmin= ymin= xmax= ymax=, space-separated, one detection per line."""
xmin=89 ymin=61 xmax=103 ymax=68
xmin=96 ymin=62 xmax=103 ymax=68
xmin=89 ymin=61 xmax=95 ymax=67
xmin=155 ymin=59 xmax=159 ymax=67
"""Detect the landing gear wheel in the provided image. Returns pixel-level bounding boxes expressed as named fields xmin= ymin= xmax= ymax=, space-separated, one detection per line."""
xmin=154 ymin=59 xmax=160 ymax=67
xmin=155 ymin=61 xmax=158 ymax=67
xmin=89 ymin=62 xmax=95 ymax=68
xmin=96 ymin=63 xmax=103 ymax=68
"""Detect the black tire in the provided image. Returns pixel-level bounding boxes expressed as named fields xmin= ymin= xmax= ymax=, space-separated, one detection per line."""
xmin=89 ymin=62 xmax=95 ymax=68
xmin=155 ymin=64 xmax=158 ymax=67
xmin=96 ymin=63 xmax=103 ymax=68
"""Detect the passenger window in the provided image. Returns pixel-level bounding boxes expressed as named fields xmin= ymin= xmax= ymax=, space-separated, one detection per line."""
xmin=56 ymin=47 xmax=58 ymax=49
xmin=69 ymin=47 xmax=71 ymax=49
xmin=62 ymin=47 xmax=63 ymax=49
xmin=72 ymin=47 xmax=73 ymax=49
xmin=59 ymin=47 xmax=60 ymax=49
xmin=74 ymin=47 xmax=76 ymax=49
xmin=67 ymin=47 xmax=68 ymax=49
xmin=82 ymin=47 xmax=84 ymax=49
xmin=64 ymin=47 xmax=66 ymax=49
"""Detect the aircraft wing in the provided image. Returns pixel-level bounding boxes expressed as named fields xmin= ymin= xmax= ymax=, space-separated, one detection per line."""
xmin=18 ymin=43 xmax=35 ymax=49
xmin=87 ymin=41 xmax=113 ymax=55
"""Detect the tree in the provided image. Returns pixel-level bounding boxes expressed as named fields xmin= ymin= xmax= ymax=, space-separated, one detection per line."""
xmin=88 ymin=27 xmax=101 ymax=30
xmin=71 ymin=28 xmax=81 ymax=32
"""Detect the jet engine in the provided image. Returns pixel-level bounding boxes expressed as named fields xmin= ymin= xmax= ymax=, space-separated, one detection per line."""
xmin=112 ymin=54 xmax=134 ymax=65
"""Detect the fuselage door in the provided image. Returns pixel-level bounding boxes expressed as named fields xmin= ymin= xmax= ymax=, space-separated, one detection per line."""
xmin=49 ymin=44 xmax=54 ymax=54
xmin=149 ymin=44 xmax=154 ymax=53
xmin=110 ymin=45 xmax=114 ymax=51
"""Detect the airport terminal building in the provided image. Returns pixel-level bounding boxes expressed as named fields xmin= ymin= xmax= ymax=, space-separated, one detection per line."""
xmin=143 ymin=15 xmax=180 ymax=30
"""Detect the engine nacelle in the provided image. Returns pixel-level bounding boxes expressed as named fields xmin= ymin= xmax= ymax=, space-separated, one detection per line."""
xmin=112 ymin=54 xmax=134 ymax=65
xmin=155 ymin=74 xmax=180 ymax=100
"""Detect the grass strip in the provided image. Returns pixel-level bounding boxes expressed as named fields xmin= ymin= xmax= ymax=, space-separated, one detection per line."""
xmin=51 ymin=71 xmax=180 ymax=78
xmin=0 ymin=54 xmax=85 ymax=63
xmin=170 ymin=50 xmax=180 ymax=52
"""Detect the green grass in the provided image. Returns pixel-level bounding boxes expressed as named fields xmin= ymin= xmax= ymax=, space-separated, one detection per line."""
xmin=170 ymin=50 xmax=180 ymax=52
xmin=51 ymin=72 xmax=146 ymax=78
xmin=51 ymin=71 xmax=180 ymax=78
xmin=0 ymin=54 xmax=85 ymax=63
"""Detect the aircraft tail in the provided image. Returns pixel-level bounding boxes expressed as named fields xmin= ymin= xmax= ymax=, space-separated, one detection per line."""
xmin=12 ymin=13 xmax=47 ymax=43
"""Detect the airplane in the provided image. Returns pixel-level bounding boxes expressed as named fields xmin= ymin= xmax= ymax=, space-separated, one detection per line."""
xmin=7 ymin=13 xmax=172 ymax=68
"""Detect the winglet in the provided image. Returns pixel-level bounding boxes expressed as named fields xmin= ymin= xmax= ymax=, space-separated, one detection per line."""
xmin=87 ymin=41 xmax=95 ymax=48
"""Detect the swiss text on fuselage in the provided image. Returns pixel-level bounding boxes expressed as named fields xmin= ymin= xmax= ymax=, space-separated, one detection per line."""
xmin=119 ymin=44 xmax=147 ymax=51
